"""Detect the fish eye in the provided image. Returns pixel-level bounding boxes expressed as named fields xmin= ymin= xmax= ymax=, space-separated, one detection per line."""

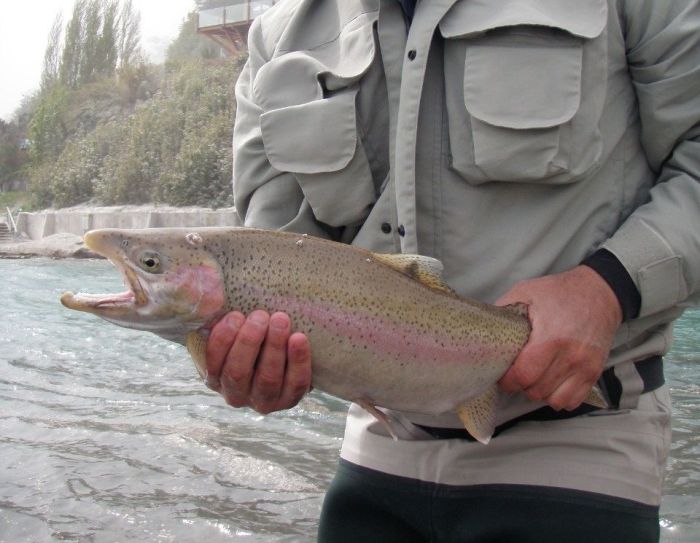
xmin=139 ymin=252 xmax=162 ymax=273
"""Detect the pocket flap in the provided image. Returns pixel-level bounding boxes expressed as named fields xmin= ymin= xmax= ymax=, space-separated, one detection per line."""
xmin=260 ymin=89 xmax=357 ymax=174
xmin=440 ymin=0 xmax=607 ymax=39
xmin=253 ymin=53 xmax=326 ymax=110
xmin=255 ymin=10 xmax=378 ymax=110
xmin=463 ymin=31 xmax=583 ymax=129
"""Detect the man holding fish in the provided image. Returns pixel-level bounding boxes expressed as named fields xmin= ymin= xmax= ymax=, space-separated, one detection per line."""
xmin=213 ymin=0 xmax=700 ymax=541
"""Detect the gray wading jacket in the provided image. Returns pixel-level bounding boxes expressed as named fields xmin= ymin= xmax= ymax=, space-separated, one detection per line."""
xmin=232 ymin=0 xmax=700 ymax=504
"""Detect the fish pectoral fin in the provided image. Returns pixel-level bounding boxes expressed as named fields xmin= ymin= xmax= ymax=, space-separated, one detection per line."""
xmin=186 ymin=330 xmax=209 ymax=379
xmin=371 ymin=253 xmax=456 ymax=295
xmin=356 ymin=399 xmax=399 ymax=441
xmin=457 ymin=386 xmax=499 ymax=445
xmin=503 ymin=302 xmax=529 ymax=319
xmin=585 ymin=384 xmax=609 ymax=409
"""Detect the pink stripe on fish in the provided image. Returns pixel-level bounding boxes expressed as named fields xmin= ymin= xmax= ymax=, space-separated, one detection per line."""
xmin=231 ymin=282 xmax=507 ymax=367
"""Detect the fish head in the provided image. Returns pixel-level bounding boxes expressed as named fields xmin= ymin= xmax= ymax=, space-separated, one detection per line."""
xmin=61 ymin=228 xmax=227 ymax=340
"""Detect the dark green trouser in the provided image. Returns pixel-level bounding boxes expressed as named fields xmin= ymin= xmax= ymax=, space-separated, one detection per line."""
xmin=318 ymin=460 xmax=660 ymax=543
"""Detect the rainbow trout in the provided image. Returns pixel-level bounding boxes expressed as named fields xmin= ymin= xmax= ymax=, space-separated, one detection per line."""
xmin=61 ymin=227 xmax=605 ymax=443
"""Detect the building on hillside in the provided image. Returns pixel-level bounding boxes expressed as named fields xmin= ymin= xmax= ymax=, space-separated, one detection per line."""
xmin=197 ymin=1 xmax=279 ymax=55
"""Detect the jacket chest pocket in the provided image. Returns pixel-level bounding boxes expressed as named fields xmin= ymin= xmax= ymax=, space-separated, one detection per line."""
xmin=252 ymin=11 xmax=382 ymax=228
xmin=440 ymin=0 xmax=609 ymax=185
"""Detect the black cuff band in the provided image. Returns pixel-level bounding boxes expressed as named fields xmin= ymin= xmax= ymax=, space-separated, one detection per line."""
xmin=582 ymin=249 xmax=641 ymax=321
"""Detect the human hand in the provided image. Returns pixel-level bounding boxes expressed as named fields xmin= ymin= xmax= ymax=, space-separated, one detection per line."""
xmin=496 ymin=266 xmax=622 ymax=411
xmin=204 ymin=310 xmax=312 ymax=414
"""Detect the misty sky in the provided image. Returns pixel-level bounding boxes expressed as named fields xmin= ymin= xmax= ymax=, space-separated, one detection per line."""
xmin=0 ymin=0 xmax=197 ymax=121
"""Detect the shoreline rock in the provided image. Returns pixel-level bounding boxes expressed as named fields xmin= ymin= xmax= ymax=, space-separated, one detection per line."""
xmin=2 ymin=204 xmax=241 ymax=258
xmin=17 ymin=204 xmax=240 ymax=242
xmin=0 ymin=233 xmax=101 ymax=259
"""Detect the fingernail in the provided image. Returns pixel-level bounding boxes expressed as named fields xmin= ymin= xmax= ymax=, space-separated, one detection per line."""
xmin=225 ymin=312 xmax=244 ymax=329
xmin=249 ymin=311 xmax=268 ymax=326
xmin=270 ymin=313 xmax=288 ymax=331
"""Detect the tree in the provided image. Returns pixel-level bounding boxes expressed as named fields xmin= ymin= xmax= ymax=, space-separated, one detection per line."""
xmin=25 ymin=1 xmax=244 ymax=209
xmin=32 ymin=0 xmax=148 ymax=158
xmin=41 ymin=14 xmax=63 ymax=92
xmin=117 ymin=0 xmax=141 ymax=71
xmin=60 ymin=0 xmax=87 ymax=88
xmin=0 ymin=120 xmax=24 ymax=190
xmin=49 ymin=0 xmax=135 ymax=90
xmin=79 ymin=0 xmax=102 ymax=84
xmin=167 ymin=12 xmax=223 ymax=63
xmin=96 ymin=1 xmax=119 ymax=77
xmin=27 ymin=85 xmax=70 ymax=165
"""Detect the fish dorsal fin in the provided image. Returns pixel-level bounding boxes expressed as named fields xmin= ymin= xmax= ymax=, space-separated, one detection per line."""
xmin=371 ymin=253 xmax=456 ymax=295
xmin=457 ymin=385 xmax=499 ymax=445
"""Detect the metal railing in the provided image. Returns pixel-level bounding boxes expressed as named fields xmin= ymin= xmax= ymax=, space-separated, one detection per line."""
xmin=197 ymin=1 xmax=278 ymax=28
xmin=5 ymin=207 xmax=18 ymax=235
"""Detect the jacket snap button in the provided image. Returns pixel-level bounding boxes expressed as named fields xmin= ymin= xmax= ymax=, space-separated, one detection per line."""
xmin=381 ymin=223 xmax=392 ymax=234
xmin=407 ymin=49 xmax=417 ymax=61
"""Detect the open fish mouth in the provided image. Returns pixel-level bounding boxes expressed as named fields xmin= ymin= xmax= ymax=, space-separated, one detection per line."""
xmin=60 ymin=233 xmax=148 ymax=314
xmin=60 ymin=289 xmax=136 ymax=311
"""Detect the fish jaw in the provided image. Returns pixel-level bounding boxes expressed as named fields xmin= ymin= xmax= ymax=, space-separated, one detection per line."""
xmin=61 ymin=289 xmax=137 ymax=317
xmin=61 ymin=246 xmax=148 ymax=319
xmin=60 ymin=228 xmax=227 ymax=339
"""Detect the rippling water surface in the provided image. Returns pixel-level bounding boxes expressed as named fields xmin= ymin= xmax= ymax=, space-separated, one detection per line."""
xmin=0 ymin=259 xmax=698 ymax=542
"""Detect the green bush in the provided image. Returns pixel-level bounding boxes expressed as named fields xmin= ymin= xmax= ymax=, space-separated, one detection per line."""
xmin=49 ymin=136 xmax=101 ymax=208
xmin=28 ymin=85 xmax=71 ymax=165
xmin=27 ymin=55 xmax=243 ymax=209
xmin=157 ymin=113 xmax=234 ymax=207
xmin=0 ymin=191 xmax=31 ymax=211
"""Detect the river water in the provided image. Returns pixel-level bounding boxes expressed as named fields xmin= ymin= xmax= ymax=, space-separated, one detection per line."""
xmin=0 ymin=258 xmax=698 ymax=542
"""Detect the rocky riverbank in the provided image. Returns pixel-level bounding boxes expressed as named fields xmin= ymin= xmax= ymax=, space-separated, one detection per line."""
xmin=0 ymin=233 xmax=100 ymax=259
xmin=0 ymin=204 xmax=241 ymax=258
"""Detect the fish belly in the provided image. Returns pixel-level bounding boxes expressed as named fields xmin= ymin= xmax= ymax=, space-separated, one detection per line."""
xmin=305 ymin=316 xmax=517 ymax=415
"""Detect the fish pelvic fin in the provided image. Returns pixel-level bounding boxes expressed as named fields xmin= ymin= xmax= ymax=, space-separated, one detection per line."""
xmin=585 ymin=384 xmax=609 ymax=409
xmin=356 ymin=399 xmax=399 ymax=441
xmin=371 ymin=253 xmax=456 ymax=296
xmin=186 ymin=330 xmax=209 ymax=379
xmin=457 ymin=386 xmax=499 ymax=445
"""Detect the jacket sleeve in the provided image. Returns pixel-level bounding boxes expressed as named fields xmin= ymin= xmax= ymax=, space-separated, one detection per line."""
xmin=232 ymin=18 xmax=332 ymax=239
xmin=601 ymin=1 xmax=700 ymax=317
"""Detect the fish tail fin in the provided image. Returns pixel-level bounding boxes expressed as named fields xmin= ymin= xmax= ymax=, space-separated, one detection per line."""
xmin=457 ymin=386 xmax=499 ymax=445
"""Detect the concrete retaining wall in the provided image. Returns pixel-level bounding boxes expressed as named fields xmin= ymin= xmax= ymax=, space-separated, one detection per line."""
xmin=16 ymin=206 xmax=242 ymax=240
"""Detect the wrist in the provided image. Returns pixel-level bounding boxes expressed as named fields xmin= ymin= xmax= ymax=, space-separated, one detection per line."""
xmin=581 ymin=249 xmax=640 ymax=322
xmin=574 ymin=264 xmax=623 ymax=327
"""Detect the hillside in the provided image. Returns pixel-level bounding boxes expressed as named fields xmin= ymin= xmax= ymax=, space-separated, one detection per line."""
xmin=0 ymin=1 xmax=245 ymax=211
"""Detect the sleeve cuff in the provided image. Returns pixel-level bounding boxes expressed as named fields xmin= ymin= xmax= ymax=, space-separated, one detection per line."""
xmin=582 ymin=249 xmax=641 ymax=321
